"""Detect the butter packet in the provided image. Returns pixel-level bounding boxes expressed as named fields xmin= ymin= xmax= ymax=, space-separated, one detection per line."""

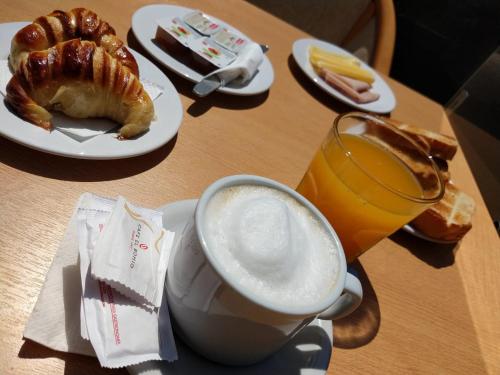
xmin=91 ymin=196 xmax=174 ymax=308
xmin=156 ymin=17 xmax=200 ymax=48
xmin=212 ymin=28 xmax=248 ymax=54
xmin=189 ymin=37 xmax=236 ymax=69
xmin=183 ymin=10 xmax=221 ymax=36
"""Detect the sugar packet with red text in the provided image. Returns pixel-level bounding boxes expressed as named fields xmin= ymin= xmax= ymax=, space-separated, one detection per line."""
xmin=90 ymin=196 xmax=174 ymax=308
xmin=76 ymin=194 xmax=116 ymax=341
xmin=77 ymin=194 xmax=177 ymax=368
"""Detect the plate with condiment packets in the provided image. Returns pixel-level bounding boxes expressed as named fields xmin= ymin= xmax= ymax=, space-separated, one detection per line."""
xmin=292 ymin=38 xmax=396 ymax=113
xmin=0 ymin=22 xmax=182 ymax=160
xmin=131 ymin=4 xmax=274 ymax=96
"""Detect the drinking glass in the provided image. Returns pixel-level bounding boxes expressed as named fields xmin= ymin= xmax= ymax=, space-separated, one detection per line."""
xmin=297 ymin=112 xmax=445 ymax=262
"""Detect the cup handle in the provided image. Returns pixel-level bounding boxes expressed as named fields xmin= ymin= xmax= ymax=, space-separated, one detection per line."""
xmin=317 ymin=272 xmax=363 ymax=320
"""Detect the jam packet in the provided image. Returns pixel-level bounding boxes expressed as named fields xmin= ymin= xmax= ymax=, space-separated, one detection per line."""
xmin=156 ymin=17 xmax=200 ymax=48
xmin=90 ymin=196 xmax=174 ymax=308
xmin=189 ymin=37 xmax=237 ymax=69
xmin=212 ymin=28 xmax=248 ymax=54
xmin=77 ymin=194 xmax=177 ymax=368
xmin=183 ymin=10 xmax=221 ymax=35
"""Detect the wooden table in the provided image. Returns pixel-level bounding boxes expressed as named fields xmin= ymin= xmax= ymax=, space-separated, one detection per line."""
xmin=0 ymin=1 xmax=498 ymax=374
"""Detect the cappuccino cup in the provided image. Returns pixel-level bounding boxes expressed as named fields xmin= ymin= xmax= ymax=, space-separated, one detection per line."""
xmin=166 ymin=175 xmax=363 ymax=365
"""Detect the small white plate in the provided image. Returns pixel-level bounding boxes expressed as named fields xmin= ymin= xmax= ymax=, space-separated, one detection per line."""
xmin=0 ymin=22 xmax=183 ymax=160
xmin=292 ymin=38 xmax=396 ymax=114
xmin=402 ymin=224 xmax=458 ymax=244
xmin=131 ymin=4 xmax=274 ymax=96
xmin=127 ymin=199 xmax=334 ymax=375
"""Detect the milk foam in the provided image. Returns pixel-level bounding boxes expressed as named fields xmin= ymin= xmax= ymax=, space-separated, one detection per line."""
xmin=204 ymin=185 xmax=340 ymax=308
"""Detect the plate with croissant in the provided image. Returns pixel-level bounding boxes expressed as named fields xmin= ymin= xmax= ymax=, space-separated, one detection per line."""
xmin=0 ymin=9 xmax=182 ymax=159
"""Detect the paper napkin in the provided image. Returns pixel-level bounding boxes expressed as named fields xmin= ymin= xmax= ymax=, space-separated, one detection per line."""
xmin=23 ymin=194 xmax=95 ymax=356
xmin=201 ymin=42 xmax=263 ymax=86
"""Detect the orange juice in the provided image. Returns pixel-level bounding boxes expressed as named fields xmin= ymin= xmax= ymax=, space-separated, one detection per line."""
xmin=297 ymin=133 xmax=428 ymax=262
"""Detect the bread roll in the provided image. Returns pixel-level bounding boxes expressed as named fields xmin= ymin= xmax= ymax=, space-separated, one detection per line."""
xmin=10 ymin=8 xmax=139 ymax=77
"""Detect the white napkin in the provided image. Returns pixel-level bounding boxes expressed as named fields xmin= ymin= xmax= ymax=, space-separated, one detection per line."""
xmin=0 ymin=59 xmax=11 ymax=96
xmin=23 ymin=194 xmax=96 ymax=356
xmin=202 ymin=42 xmax=263 ymax=85
xmin=0 ymin=60 xmax=163 ymax=142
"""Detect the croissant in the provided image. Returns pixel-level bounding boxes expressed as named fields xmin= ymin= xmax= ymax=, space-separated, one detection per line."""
xmin=10 ymin=8 xmax=139 ymax=77
xmin=5 ymin=39 xmax=154 ymax=139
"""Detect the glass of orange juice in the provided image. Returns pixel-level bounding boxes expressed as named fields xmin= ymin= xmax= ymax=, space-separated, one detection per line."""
xmin=297 ymin=112 xmax=445 ymax=262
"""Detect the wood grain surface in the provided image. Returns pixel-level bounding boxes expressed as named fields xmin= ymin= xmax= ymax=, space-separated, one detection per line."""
xmin=0 ymin=1 xmax=498 ymax=374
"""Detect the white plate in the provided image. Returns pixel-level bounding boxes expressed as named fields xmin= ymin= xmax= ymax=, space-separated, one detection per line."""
xmin=131 ymin=4 xmax=274 ymax=96
xmin=127 ymin=199 xmax=334 ymax=375
xmin=292 ymin=38 xmax=396 ymax=114
xmin=0 ymin=22 xmax=183 ymax=160
xmin=402 ymin=224 xmax=458 ymax=244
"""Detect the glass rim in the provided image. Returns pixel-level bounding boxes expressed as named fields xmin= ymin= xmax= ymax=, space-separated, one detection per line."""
xmin=330 ymin=112 xmax=445 ymax=204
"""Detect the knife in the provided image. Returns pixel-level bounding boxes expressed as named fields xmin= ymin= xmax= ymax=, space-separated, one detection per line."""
xmin=193 ymin=44 xmax=269 ymax=97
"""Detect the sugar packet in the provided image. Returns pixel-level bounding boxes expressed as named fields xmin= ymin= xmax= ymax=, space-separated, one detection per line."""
xmin=77 ymin=194 xmax=177 ymax=368
xmin=76 ymin=194 xmax=116 ymax=340
xmin=90 ymin=196 xmax=174 ymax=308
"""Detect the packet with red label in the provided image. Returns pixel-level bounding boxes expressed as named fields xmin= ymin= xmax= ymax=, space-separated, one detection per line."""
xmin=90 ymin=196 xmax=174 ymax=308
xmin=212 ymin=28 xmax=248 ymax=54
xmin=156 ymin=17 xmax=200 ymax=48
xmin=189 ymin=37 xmax=236 ymax=69
xmin=77 ymin=194 xmax=177 ymax=368
xmin=183 ymin=10 xmax=221 ymax=36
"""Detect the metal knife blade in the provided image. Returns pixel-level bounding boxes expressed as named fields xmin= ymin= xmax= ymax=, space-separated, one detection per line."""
xmin=193 ymin=75 xmax=222 ymax=97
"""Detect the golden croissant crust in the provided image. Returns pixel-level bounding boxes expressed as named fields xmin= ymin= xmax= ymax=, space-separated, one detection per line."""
xmin=10 ymin=8 xmax=139 ymax=77
xmin=5 ymin=39 xmax=154 ymax=139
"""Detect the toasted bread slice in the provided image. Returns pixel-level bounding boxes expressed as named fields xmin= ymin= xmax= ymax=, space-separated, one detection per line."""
xmin=385 ymin=118 xmax=458 ymax=160
xmin=366 ymin=119 xmax=431 ymax=154
xmin=364 ymin=134 xmax=445 ymax=191
xmin=433 ymin=157 xmax=450 ymax=184
xmin=411 ymin=182 xmax=475 ymax=242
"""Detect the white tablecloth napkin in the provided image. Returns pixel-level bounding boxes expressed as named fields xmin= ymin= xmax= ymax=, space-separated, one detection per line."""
xmin=23 ymin=194 xmax=95 ymax=356
xmin=202 ymin=42 xmax=263 ymax=85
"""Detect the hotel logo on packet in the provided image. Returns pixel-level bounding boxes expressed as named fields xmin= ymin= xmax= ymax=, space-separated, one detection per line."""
xmin=91 ymin=196 xmax=174 ymax=308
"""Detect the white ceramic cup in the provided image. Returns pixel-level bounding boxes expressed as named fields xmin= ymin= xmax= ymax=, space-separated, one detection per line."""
xmin=166 ymin=175 xmax=363 ymax=365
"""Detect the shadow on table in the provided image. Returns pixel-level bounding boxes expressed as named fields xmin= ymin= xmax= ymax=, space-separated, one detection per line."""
xmin=132 ymin=324 xmax=331 ymax=375
xmin=0 ymin=134 xmax=177 ymax=182
xmin=18 ymin=340 xmax=123 ymax=375
xmin=126 ymin=30 xmax=270 ymax=118
xmin=332 ymin=260 xmax=380 ymax=349
xmin=390 ymin=230 xmax=457 ymax=268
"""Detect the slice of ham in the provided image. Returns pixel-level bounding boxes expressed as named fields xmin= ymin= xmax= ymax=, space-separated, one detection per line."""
xmin=335 ymin=74 xmax=371 ymax=92
xmin=320 ymin=68 xmax=380 ymax=104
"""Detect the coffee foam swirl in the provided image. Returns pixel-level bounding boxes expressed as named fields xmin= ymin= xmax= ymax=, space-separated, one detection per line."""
xmin=204 ymin=185 xmax=339 ymax=308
